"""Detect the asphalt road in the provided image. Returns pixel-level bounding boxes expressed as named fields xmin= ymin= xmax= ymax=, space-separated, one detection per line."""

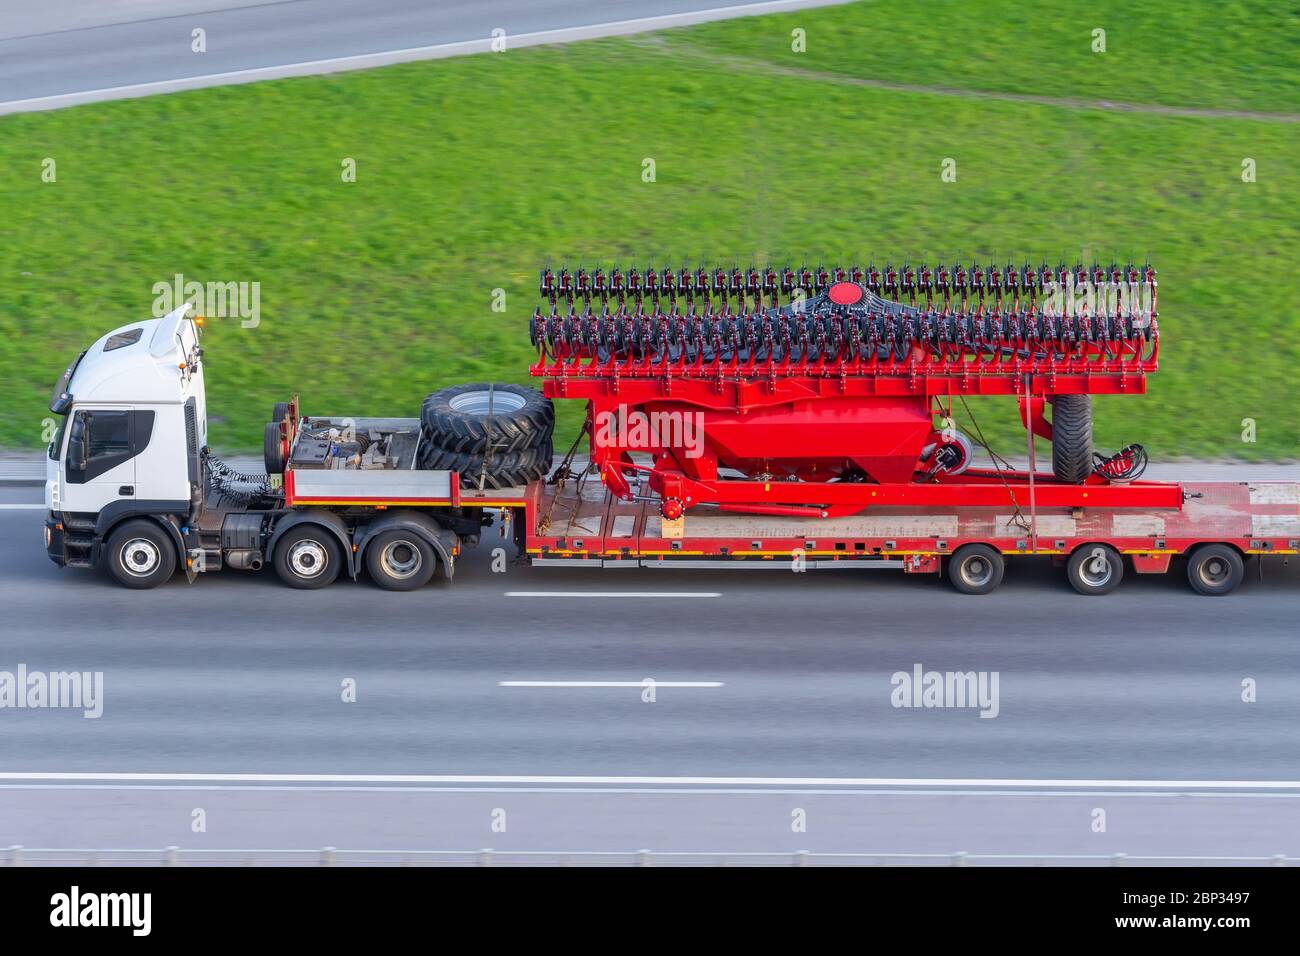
xmin=0 ymin=0 xmax=847 ymax=112
xmin=1 ymin=468 xmax=1299 ymax=859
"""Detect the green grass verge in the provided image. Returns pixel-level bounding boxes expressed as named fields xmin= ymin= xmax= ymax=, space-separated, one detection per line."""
xmin=685 ymin=0 xmax=1300 ymax=114
xmin=0 ymin=1 xmax=1296 ymax=462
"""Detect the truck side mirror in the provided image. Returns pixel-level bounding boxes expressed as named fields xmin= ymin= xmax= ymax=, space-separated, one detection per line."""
xmin=67 ymin=416 xmax=88 ymax=471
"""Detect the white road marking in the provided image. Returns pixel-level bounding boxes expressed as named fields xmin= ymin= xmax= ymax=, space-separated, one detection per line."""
xmin=499 ymin=680 xmax=724 ymax=688
xmin=0 ymin=0 xmax=850 ymax=115
xmin=0 ymin=773 xmax=1296 ymax=790
xmin=0 ymin=504 xmax=44 ymax=510
xmin=506 ymin=591 xmax=720 ymax=598
xmin=4 ymin=784 xmax=1300 ymax=799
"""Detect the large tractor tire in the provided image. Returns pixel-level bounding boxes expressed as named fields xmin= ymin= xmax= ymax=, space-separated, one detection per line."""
xmin=418 ymin=384 xmax=554 ymax=487
xmin=420 ymin=384 xmax=554 ymax=457
xmin=419 ymin=446 xmax=551 ymax=490
xmin=1050 ymin=394 xmax=1093 ymax=483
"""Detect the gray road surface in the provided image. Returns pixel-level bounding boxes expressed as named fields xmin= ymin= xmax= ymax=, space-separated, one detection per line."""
xmin=0 ymin=464 xmax=1298 ymax=857
xmin=0 ymin=0 xmax=847 ymax=113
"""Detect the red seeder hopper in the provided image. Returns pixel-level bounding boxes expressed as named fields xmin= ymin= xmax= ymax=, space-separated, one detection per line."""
xmin=530 ymin=262 xmax=1180 ymax=519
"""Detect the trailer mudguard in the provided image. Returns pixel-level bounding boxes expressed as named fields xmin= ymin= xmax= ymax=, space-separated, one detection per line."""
xmin=267 ymin=509 xmax=356 ymax=580
xmin=353 ymin=510 xmax=457 ymax=580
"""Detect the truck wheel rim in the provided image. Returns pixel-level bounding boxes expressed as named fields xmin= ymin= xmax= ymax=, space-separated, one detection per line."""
xmin=120 ymin=538 xmax=160 ymax=576
xmin=381 ymin=540 xmax=422 ymax=579
xmin=1079 ymin=553 xmax=1114 ymax=587
xmin=289 ymin=540 xmax=328 ymax=578
xmin=1197 ymin=557 xmax=1230 ymax=587
xmin=448 ymin=390 xmax=526 ymax=415
xmin=961 ymin=556 xmax=993 ymax=587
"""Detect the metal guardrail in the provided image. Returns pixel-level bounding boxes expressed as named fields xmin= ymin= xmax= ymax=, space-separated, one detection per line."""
xmin=3 ymin=845 xmax=1295 ymax=867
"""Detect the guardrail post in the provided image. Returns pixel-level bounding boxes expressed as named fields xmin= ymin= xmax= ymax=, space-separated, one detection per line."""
xmin=478 ymin=849 xmax=494 ymax=867
xmin=163 ymin=846 xmax=179 ymax=866
xmin=1110 ymin=853 xmax=1127 ymax=867
xmin=1272 ymin=854 xmax=1287 ymax=867
xmin=793 ymin=850 xmax=810 ymax=867
xmin=636 ymin=849 xmax=652 ymax=867
xmin=6 ymin=846 xmax=21 ymax=867
xmin=952 ymin=851 xmax=969 ymax=867
xmin=320 ymin=846 xmax=337 ymax=867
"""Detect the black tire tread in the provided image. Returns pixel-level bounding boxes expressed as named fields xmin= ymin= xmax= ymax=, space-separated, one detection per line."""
xmin=420 ymin=383 xmax=555 ymax=457
xmin=417 ymin=445 xmax=551 ymax=489
xmin=264 ymin=421 xmax=286 ymax=474
xmin=1050 ymin=394 xmax=1093 ymax=483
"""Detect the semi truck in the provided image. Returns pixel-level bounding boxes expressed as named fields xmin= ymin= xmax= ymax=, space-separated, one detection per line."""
xmin=42 ymin=269 xmax=1300 ymax=596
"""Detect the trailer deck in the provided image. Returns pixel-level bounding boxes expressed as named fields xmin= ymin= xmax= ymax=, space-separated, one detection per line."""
xmin=523 ymin=479 xmax=1300 ymax=571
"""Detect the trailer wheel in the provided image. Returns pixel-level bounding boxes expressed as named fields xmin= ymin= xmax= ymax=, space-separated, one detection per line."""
xmin=947 ymin=544 xmax=1005 ymax=595
xmin=1066 ymin=544 xmax=1123 ymax=595
xmin=1186 ymin=544 xmax=1244 ymax=596
xmin=365 ymin=530 xmax=436 ymax=591
xmin=271 ymin=402 xmax=291 ymax=425
xmin=274 ymin=525 xmax=342 ymax=589
xmin=1050 ymin=395 xmax=1093 ymax=483
xmin=105 ymin=519 xmax=177 ymax=589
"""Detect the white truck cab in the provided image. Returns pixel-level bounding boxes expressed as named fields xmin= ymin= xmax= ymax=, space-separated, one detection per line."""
xmin=45 ymin=306 xmax=207 ymax=574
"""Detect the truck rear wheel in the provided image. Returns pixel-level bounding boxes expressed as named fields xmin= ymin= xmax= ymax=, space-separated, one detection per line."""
xmin=1066 ymin=544 xmax=1123 ymax=595
xmin=1186 ymin=544 xmax=1244 ymax=596
xmin=947 ymin=544 xmax=1005 ymax=595
xmin=365 ymin=530 xmax=436 ymax=591
xmin=274 ymin=525 xmax=342 ymax=589
xmin=106 ymin=519 xmax=177 ymax=589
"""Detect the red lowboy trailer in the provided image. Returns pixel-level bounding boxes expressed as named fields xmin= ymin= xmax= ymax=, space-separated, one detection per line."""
xmin=44 ymin=265 xmax=1300 ymax=595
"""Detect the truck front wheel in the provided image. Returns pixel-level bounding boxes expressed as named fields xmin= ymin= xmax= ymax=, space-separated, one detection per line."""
xmin=274 ymin=525 xmax=343 ymax=589
xmin=106 ymin=520 xmax=178 ymax=589
xmin=365 ymin=530 xmax=436 ymax=591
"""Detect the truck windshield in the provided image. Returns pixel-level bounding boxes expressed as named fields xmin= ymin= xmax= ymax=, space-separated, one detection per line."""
xmin=47 ymin=415 xmax=67 ymax=461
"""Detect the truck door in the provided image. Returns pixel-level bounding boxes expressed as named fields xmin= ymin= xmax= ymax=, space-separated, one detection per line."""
xmin=61 ymin=408 xmax=154 ymax=514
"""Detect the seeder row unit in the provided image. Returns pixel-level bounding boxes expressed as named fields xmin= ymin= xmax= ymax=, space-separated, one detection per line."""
xmin=539 ymin=260 xmax=1156 ymax=310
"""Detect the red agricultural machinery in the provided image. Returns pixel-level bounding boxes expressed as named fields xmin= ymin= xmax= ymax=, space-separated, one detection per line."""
xmin=531 ymin=261 xmax=1179 ymax=519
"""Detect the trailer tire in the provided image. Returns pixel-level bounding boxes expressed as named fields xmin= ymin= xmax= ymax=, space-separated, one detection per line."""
xmin=1186 ymin=543 xmax=1244 ymax=596
xmin=264 ymin=421 xmax=287 ymax=474
xmin=365 ymin=530 xmax=436 ymax=591
xmin=271 ymin=402 xmax=291 ymax=425
xmin=420 ymin=383 xmax=554 ymax=457
xmin=947 ymin=544 xmax=1005 ymax=595
xmin=105 ymin=519 xmax=178 ymax=589
xmin=1050 ymin=394 xmax=1093 ymax=483
xmin=274 ymin=524 xmax=343 ymax=589
xmin=1066 ymin=544 xmax=1123 ymax=595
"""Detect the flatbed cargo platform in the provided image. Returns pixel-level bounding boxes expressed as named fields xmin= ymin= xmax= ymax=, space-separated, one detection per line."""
xmin=523 ymin=479 xmax=1300 ymax=573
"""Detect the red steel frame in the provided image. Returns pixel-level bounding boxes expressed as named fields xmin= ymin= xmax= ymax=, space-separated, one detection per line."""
xmin=535 ymin=373 xmax=1181 ymax=514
